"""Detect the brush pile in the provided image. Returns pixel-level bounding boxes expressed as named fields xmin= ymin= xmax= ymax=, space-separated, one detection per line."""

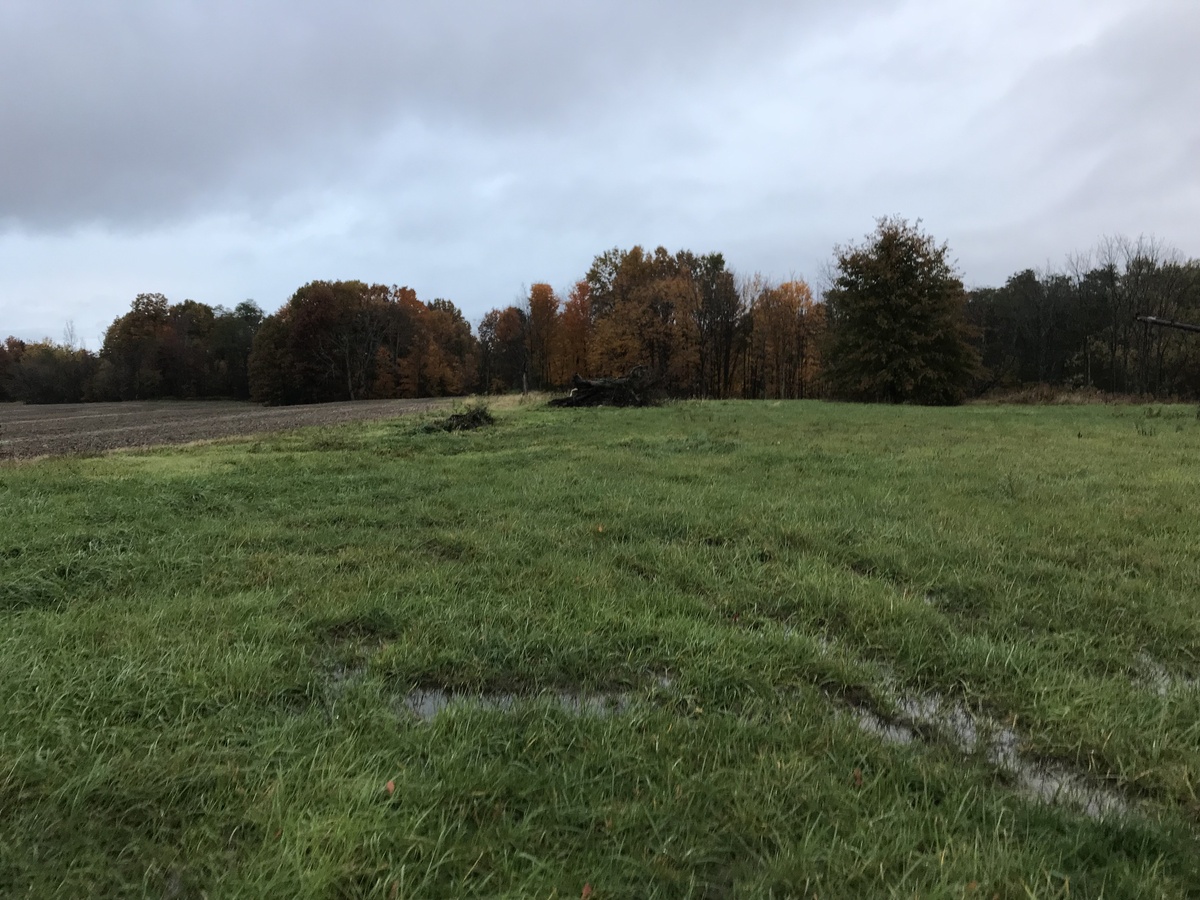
xmin=548 ymin=367 xmax=658 ymax=408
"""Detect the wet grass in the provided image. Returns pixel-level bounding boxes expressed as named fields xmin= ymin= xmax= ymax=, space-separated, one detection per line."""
xmin=1 ymin=399 xmax=1199 ymax=897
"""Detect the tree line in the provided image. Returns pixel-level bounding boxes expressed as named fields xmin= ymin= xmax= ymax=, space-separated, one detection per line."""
xmin=477 ymin=225 xmax=1200 ymax=404
xmin=967 ymin=235 xmax=1200 ymax=397
xmin=0 ymin=285 xmax=478 ymax=406
xmin=0 ymin=296 xmax=264 ymax=404
xmin=3 ymin=221 xmax=1199 ymax=406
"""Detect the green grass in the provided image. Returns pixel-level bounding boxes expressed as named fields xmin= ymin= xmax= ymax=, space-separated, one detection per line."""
xmin=1 ymin=399 xmax=1198 ymax=898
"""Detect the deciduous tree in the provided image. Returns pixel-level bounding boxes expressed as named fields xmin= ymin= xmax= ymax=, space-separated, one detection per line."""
xmin=0 ymin=337 xmax=25 ymax=402
xmin=6 ymin=340 xmax=97 ymax=403
xmin=526 ymin=283 xmax=560 ymax=390
xmin=101 ymin=293 xmax=171 ymax=399
xmin=747 ymin=279 xmax=823 ymax=399
xmin=249 ymin=281 xmax=477 ymax=405
xmin=550 ymin=281 xmax=591 ymax=386
xmin=479 ymin=306 xmax=527 ymax=393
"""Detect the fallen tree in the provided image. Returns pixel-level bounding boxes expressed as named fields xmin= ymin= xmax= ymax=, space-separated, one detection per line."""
xmin=1135 ymin=314 xmax=1200 ymax=334
xmin=548 ymin=366 xmax=658 ymax=407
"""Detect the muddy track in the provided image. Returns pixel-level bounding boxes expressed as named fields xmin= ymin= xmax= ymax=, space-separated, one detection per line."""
xmin=0 ymin=398 xmax=452 ymax=460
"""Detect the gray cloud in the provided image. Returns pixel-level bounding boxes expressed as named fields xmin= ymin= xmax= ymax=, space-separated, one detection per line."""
xmin=0 ymin=0 xmax=888 ymax=228
xmin=943 ymin=0 xmax=1200 ymax=281
xmin=1 ymin=0 xmax=1197 ymax=343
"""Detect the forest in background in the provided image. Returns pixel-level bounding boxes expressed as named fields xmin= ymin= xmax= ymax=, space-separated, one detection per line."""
xmin=2 ymin=230 xmax=1199 ymax=406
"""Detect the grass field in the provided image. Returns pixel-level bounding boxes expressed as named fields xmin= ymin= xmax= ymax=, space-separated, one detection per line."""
xmin=1 ymin=399 xmax=1198 ymax=898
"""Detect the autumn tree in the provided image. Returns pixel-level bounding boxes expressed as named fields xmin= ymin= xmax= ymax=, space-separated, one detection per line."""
xmin=586 ymin=246 xmax=660 ymax=378
xmin=376 ymin=286 xmax=427 ymax=397
xmin=823 ymin=217 xmax=981 ymax=405
xmin=97 ymin=294 xmax=263 ymax=400
xmin=747 ymin=279 xmax=824 ymax=399
xmin=249 ymin=281 xmax=477 ymax=405
xmin=249 ymin=281 xmax=375 ymax=404
xmin=586 ymin=246 xmax=714 ymax=393
xmin=526 ymin=283 xmax=560 ymax=390
xmin=285 ymin=281 xmax=389 ymax=402
xmin=550 ymin=281 xmax=591 ymax=386
xmin=419 ymin=298 xmax=478 ymax=396
xmin=6 ymin=339 xmax=98 ymax=404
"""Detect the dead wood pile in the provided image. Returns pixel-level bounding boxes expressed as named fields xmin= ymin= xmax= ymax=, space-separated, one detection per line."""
xmin=548 ymin=367 xmax=658 ymax=408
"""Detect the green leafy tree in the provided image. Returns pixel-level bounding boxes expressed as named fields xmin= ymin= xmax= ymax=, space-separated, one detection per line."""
xmin=247 ymin=315 xmax=300 ymax=405
xmin=101 ymin=293 xmax=171 ymax=399
xmin=824 ymin=217 xmax=981 ymax=405
xmin=478 ymin=306 xmax=527 ymax=393
xmin=0 ymin=337 xmax=25 ymax=401
xmin=7 ymin=340 xmax=98 ymax=404
xmin=208 ymin=301 xmax=264 ymax=399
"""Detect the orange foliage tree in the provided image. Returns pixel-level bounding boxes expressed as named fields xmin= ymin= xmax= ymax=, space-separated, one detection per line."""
xmin=550 ymin=281 xmax=591 ymax=386
xmin=526 ymin=283 xmax=560 ymax=390
xmin=474 ymin=247 xmax=829 ymax=400
xmin=746 ymin=279 xmax=824 ymax=399
xmin=586 ymin=247 xmax=696 ymax=390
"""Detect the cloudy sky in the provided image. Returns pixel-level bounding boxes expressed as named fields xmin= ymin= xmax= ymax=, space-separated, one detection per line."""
xmin=2 ymin=0 xmax=1197 ymax=347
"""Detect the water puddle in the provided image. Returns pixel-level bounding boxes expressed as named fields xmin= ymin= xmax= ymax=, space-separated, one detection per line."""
xmin=319 ymin=638 xmax=1135 ymax=821
xmin=1133 ymin=652 xmax=1199 ymax=697
xmin=399 ymin=674 xmax=674 ymax=721
xmin=761 ymin=622 xmax=1136 ymax=819
xmin=399 ymin=688 xmax=629 ymax=720
xmin=315 ymin=642 xmax=675 ymax=724
xmin=849 ymin=687 xmax=1129 ymax=820
xmin=326 ymin=662 xmax=367 ymax=689
xmin=851 ymin=708 xmax=919 ymax=745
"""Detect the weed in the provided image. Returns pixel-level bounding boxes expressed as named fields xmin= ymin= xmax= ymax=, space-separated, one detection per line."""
xmin=423 ymin=402 xmax=495 ymax=432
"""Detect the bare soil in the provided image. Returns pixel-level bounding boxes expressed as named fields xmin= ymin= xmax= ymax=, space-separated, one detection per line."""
xmin=0 ymin=398 xmax=452 ymax=460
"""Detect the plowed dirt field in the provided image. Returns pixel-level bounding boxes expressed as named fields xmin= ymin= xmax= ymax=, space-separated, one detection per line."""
xmin=0 ymin=398 xmax=450 ymax=460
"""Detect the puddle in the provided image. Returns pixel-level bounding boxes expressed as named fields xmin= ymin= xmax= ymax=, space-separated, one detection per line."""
xmin=399 ymin=688 xmax=630 ymax=720
xmin=305 ymin=660 xmax=675 ymax=723
xmin=1133 ymin=652 xmax=1199 ymax=697
xmin=400 ymin=674 xmax=674 ymax=721
xmin=852 ymin=708 xmax=919 ymax=745
xmin=327 ymin=662 xmax=367 ymax=689
xmin=849 ymin=687 xmax=1130 ymax=820
xmin=734 ymin=622 xmax=1130 ymax=818
xmin=318 ymin=639 xmax=1135 ymax=822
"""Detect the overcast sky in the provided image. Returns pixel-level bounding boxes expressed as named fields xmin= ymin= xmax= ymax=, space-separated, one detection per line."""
xmin=2 ymin=0 xmax=1197 ymax=347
